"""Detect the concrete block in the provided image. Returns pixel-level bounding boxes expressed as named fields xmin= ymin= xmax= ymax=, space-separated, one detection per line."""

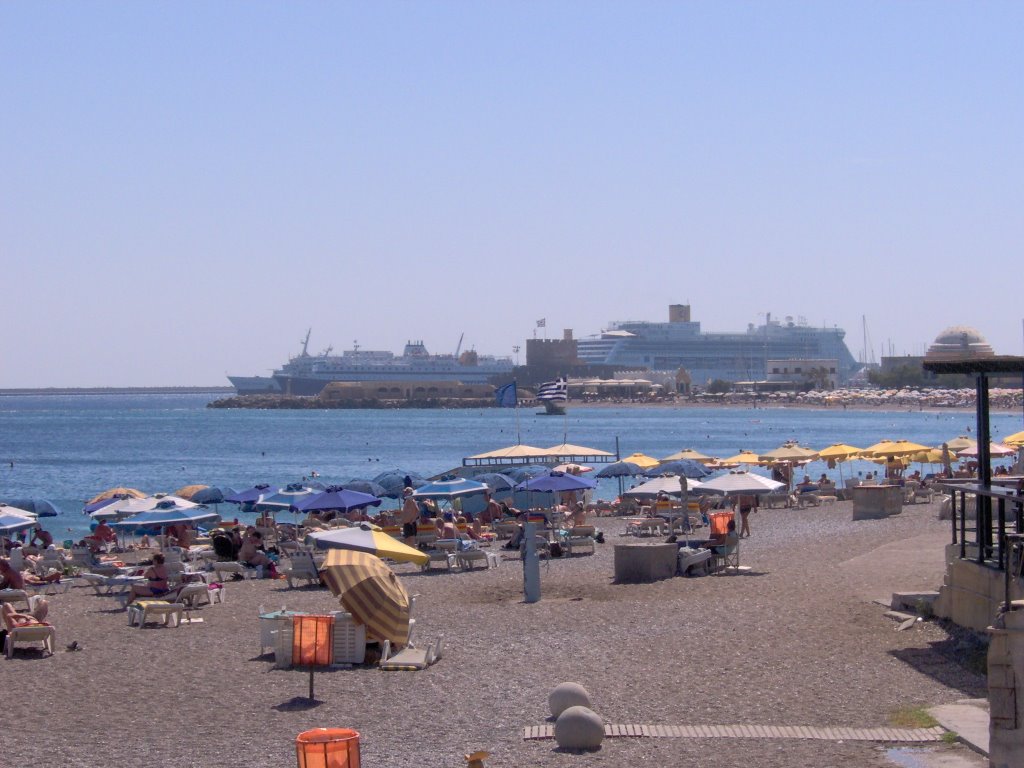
xmin=613 ymin=543 xmax=678 ymax=584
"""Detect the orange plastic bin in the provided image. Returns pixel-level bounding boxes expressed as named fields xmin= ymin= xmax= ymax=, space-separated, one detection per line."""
xmin=296 ymin=728 xmax=360 ymax=768
xmin=709 ymin=511 xmax=734 ymax=535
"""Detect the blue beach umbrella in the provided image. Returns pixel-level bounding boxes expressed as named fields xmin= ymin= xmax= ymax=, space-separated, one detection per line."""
xmin=256 ymin=483 xmax=316 ymax=509
xmin=594 ymin=461 xmax=645 ymax=478
xmin=0 ymin=506 xmax=37 ymax=535
xmin=112 ymin=504 xmax=221 ymax=530
xmin=514 ymin=471 xmax=597 ymax=493
xmin=643 ymin=460 xmax=711 ymax=479
xmin=0 ymin=498 xmax=60 ymax=517
xmin=190 ymin=486 xmax=234 ymax=505
xmin=343 ymin=480 xmax=389 ymax=498
xmin=292 ymin=486 xmax=383 ymax=514
xmin=470 ymin=472 xmax=518 ymax=492
xmin=225 ymin=484 xmax=272 ymax=504
xmin=373 ymin=470 xmax=427 ymax=498
xmin=502 ymin=465 xmax=551 ymax=483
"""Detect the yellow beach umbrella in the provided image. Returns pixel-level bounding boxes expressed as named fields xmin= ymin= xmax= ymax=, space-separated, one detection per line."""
xmin=909 ymin=448 xmax=947 ymax=464
xmin=621 ymin=452 xmax=660 ymax=469
xmin=720 ymin=450 xmax=763 ymax=465
xmin=321 ymin=549 xmax=411 ymax=646
xmin=87 ymin=486 xmax=146 ymax=504
xmin=759 ymin=443 xmax=819 ymax=463
xmin=863 ymin=439 xmax=931 ymax=458
xmin=661 ymin=448 xmax=715 ymax=464
xmin=944 ymin=436 xmax=976 ymax=452
xmin=817 ymin=443 xmax=863 ymax=462
xmin=1002 ymin=430 xmax=1024 ymax=447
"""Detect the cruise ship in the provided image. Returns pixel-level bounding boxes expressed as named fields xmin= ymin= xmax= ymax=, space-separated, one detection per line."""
xmin=228 ymin=331 xmax=514 ymax=396
xmin=575 ymin=305 xmax=859 ymax=385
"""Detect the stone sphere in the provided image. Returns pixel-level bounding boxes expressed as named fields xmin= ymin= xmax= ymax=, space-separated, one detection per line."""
xmin=554 ymin=706 xmax=604 ymax=750
xmin=548 ymin=682 xmax=592 ymax=718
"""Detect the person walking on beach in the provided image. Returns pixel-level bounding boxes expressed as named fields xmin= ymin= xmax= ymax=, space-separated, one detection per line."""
xmin=734 ymin=493 xmax=757 ymax=538
xmin=399 ymin=488 xmax=419 ymax=544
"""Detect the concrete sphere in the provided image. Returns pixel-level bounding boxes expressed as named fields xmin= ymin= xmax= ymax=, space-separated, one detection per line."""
xmin=548 ymin=682 xmax=592 ymax=718
xmin=554 ymin=706 xmax=604 ymax=750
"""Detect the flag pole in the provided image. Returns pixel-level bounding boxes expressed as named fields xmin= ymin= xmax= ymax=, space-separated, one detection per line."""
xmin=514 ymin=379 xmax=521 ymax=445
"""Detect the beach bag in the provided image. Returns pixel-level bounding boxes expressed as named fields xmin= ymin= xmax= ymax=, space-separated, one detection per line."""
xmin=549 ymin=542 xmax=563 ymax=558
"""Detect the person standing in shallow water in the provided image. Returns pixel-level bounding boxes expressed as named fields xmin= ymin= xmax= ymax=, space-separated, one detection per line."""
xmin=734 ymin=493 xmax=757 ymax=538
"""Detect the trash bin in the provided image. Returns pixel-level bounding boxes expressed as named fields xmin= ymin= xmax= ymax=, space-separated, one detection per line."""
xmin=295 ymin=728 xmax=360 ymax=768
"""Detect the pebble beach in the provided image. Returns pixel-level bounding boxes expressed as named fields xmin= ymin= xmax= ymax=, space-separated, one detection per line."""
xmin=2 ymin=497 xmax=988 ymax=768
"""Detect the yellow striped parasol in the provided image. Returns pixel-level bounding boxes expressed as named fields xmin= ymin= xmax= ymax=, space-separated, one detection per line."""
xmin=1001 ymin=430 xmax=1024 ymax=448
xmin=87 ymin=486 xmax=146 ymax=504
xmin=321 ymin=549 xmax=411 ymax=646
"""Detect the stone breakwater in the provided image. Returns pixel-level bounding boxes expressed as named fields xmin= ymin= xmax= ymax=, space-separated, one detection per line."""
xmin=207 ymin=394 xmax=498 ymax=410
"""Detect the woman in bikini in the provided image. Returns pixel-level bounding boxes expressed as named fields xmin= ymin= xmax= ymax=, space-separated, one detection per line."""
xmin=124 ymin=553 xmax=170 ymax=604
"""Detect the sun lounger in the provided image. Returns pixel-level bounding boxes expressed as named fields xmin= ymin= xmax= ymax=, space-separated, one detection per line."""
xmin=127 ymin=600 xmax=185 ymax=628
xmin=281 ymin=551 xmax=320 ymax=588
xmin=213 ymin=561 xmax=260 ymax=580
xmin=455 ymin=549 xmax=499 ymax=570
xmin=0 ymin=589 xmax=31 ymax=610
xmin=4 ymin=623 xmax=56 ymax=659
xmin=565 ymin=535 xmax=596 ymax=556
xmin=379 ymin=636 xmax=443 ymax=671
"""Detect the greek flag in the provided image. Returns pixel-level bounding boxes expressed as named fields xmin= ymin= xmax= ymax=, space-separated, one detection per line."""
xmin=536 ymin=318 xmax=546 ymax=328
xmin=536 ymin=378 xmax=567 ymax=402
xmin=494 ymin=381 xmax=517 ymax=408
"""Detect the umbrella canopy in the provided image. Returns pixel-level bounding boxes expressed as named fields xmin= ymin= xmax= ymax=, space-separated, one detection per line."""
xmin=759 ymin=443 xmax=819 ymax=463
xmin=412 ymin=478 xmax=490 ymax=499
xmin=321 ymin=549 xmax=411 ymax=646
xmin=90 ymin=495 xmax=198 ymax=521
xmin=87 ymin=487 xmax=146 ymax=505
xmin=543 ymin=442 xmax=615 ymax=459
xmin=257 ymin=484 xmax=317 ymax=508
xmin=173 ymin=484 xmax=209 ymax=500
xmin=594 ymin=461 xmax=645 ymax=478
xmin=697 ymin=471 xmax=784 ymax=496
xmin=644 ymin=460 xmax=711 ymax=479
xmin=83 ymin=497 xmax=119 ymax=514
xmin=957 ymin=442 xmax=1017 ymax=458
xmin=0 ymin=498 xmax=59 ymax=517
xmin=908 ymin=448 xmax=948 ymax=463
xmin=817 ymin=444 xmax=863 ymax=461
xmin=551 ymin=463 xmax=593 ymax=474
xmin=470 ymin=472 xmax=518 ymax=492
xmin=466 ymin=444 xmax=550 ymax=460
xmin=620 ymin=452 xmax=660 ymax=469
xmin=225 ymin=484 xmax=272 ymax=504
xmin=343 ymin=479 xmax=389 ymax=497
xmin=514 ymin=471 xmax=597 ymax=493
xmin=112 ymin=505 xmax=220 ymax=529
xmin=623 ymin=476 xmax=705 ymax=498
xmin=863 ymin=439 xmax=931 ymax=458
xmin=306 ymin=523 xmax=428 ymax=564
xmin=0 ymin=508 xmax=37 ymax=535
xmin=944 ymin=436 xmax=977 ymax=452
xmin=190 ymin=486 xmax=233 ymax=504
xmin=502 ymin=465 xmax=551 ymax=482
xmin=372 ymin=470 xmax=427 ymax=498
xmin=660 ymin=448 xmax=715 ymax=463
xmin=719 ymin=450 xmax=763 ymax=465
xmin=292 ymin=486 xmax=382 ymax=513
xmin=1004 ymin=430 xmax=1024 ymax=447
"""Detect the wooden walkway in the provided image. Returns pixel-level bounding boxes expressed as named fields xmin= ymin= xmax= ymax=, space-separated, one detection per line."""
xmin=523 ymin=723 xmax=946 ymax=742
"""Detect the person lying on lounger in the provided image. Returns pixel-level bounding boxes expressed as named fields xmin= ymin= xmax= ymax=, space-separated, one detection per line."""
xmin=0 ymin=558 xmax=62 ymax=590
xmin=2 ymin=599 xmax=50 ymax=629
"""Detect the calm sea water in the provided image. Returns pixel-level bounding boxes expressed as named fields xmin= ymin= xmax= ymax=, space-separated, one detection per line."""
xmin=1 ymin=394 xmax=1020 ymax=539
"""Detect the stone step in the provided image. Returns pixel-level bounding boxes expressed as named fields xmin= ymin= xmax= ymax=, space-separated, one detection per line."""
xmin=891 ymin=591 xmax=940 ymax=612
xmin=523 ymin=723 xmax=946 ymax=742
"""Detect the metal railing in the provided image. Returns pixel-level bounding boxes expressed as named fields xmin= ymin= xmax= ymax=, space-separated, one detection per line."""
xmin=937 ymin=478 xmax=1024 ymax=571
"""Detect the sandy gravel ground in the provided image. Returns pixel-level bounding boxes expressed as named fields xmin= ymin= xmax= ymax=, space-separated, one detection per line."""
xmin=3 ymin=499 xmax=988 ymax=768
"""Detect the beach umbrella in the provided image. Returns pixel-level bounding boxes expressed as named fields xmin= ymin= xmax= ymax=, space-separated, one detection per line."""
xmin=291 ymin=486 xmax=383 ymax=514
xmin=759 ymin=443 xmax=819 ymax=463
xmin=87 ymin=486 xmax=146 ymax=504
xmin=944 ymin=436 xmax=976 ymax=452
xmin=620 ymin=452 xmax=660 ymax=469
xmin=514 ymin=471 xmax=597 ymax=493
xmin=863 ymin=439 xmax=931 ymax=458
xmin=957 ymin=442 xmax=1017 ymax=458
xmin=502 ymin=465 xmax=551 ymax=483
xmin=1004 ymin=430 xmax=1024 ymax=447
xmin=817 ymin=444 xmax=863 ymax=462
xmin=660 ymin=448 xmax=715 ymax=464
xmin=190 ymin=486 xmax=233 ymax=505
xmin=623 ymin=476 xmax=705 ymax=498
xmin=83 ymin=496 xmax=120 ymax=515
xmin=643 ymin=460 xmax=711 ymax=479
xmin=594 ymin=461 xmax=645 ymax=478
xmin=321 ymin=549 xmax=412 ymax=646
xmin=0 ymin=508 xmax=37 ymax=535
xmin=552 ymin=463 xmax=593 ymax=474
xmin=90 ymin=495 xmax=198 ymax=521
xmin=112 ymin=504 xmax=220 ymax=530
xmin=343 ymin=480 xmax=389 ymax=498
xmin=719 ymin=450 xmax=763 ymax=465
xmin=543 ymin=443 xmax=615 ymax=460
xmin=696 ymin=471 xmax=784 ymax=496
xmin=411 ymin=477 xmax=489 ymax=499
xmin=173 ymin=484 xmax=209 ymax=500
xmin=909 ymin=448 xmax=947 ymax=464
xmin=372 ymin=470 xmax=427 ymax=498
xmin=470 ymin=472 xmax=518 ymax=492
xmin=225 ymin=484 xmax=272 ymax=504
xmin=256 ymin=483 xmax=317 ymax=509
xmin=0 ymin=498 xmax=59 ymax=517
xmin=306 ymin=523 xmax=428 ymax=565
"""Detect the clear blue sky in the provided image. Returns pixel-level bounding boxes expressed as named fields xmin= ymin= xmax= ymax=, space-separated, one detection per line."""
xmin=2 ymin=2 xmax=1022 ymax=387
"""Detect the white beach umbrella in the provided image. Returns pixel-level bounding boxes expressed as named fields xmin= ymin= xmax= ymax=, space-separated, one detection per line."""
xmin=696 ymin=471 xmax=784 ymax=496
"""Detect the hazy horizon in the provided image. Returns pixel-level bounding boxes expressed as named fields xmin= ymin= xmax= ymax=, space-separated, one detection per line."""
xmin=3 ymin=3 xmax=1022 ymax=387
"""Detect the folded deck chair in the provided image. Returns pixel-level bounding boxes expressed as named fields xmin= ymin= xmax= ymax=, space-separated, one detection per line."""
xmin=379 ymin=636 xmax=443 ymax=671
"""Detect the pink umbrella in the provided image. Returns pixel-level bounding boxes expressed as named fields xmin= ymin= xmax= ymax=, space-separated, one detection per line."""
xmin=956 ymin=442 xmax=1016 ymax=458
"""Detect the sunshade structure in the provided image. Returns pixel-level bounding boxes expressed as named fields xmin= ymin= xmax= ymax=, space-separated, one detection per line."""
xmin=502 ymin=465 xmax=551 ymax=482
xmin=112 ymin=504 xmax=220 ymax=531
xmin=644 ymin=460 xmax=711 ymax=479
xmin=257 ymin=484 xmax=316 ymax=509
xmin=0 ymin=508 xmax=37 ymax=535
xmin=470 ymin=472 xmax=517 ymax=492
xmin=697 ymin=471 xmax=784 ymax=496
xmin=342 ymin=480 xmax=388 ymax=498
xmin=514 ymin=471 xmax=597 ymax=493
xmin=944 ymin=436 xmax=977 ymax=452
xmin=863 ymin=439 xmax=932 ymax=458
xmin=321 ymin=549 xmax=412 ymax=646
xmin=306 ymin=523 xmax=428 ymax=565
xmin=225 ymin=484 xmax=272 ymax=504
xmin=957 ymin=442 xmax=1017 ymax=458
xmin=173 ymin=484 xmax=210 ymax=500
xmin=660 ymin=448 xmax=715 ymax=464
xmin=543 ymin=443 xmax=615 ymax=462
xmin=620 ymin=452 xmax=660 ymax=469
xmin=623 ymin=476 xmax=705 ymax=498
xmin=908 ymin=448 xmax=948 ymax=464
xmin=1004 ymin=430 xmax=1024 ymax=447
xmin=719 ymin=450 xmax=763 ymax=465
xmin=412 ymin=477 xmax=490 ymax=499
xmin=463 ymin=444 xmax=551 ymax=469
xmin=372 ymin=470 xmax=427 ymax=498
xmin=291 ymin=486 xmax=382 ymax=514
xmin=759 ymin=443 xmax=819 ymax=463
xmin=594 ymin=461 xmax=645 ymax=478
xmin=83 ymin=496 xmax=120 ymax=515
xmin=87 ymin=487 xmax=145 ymax=505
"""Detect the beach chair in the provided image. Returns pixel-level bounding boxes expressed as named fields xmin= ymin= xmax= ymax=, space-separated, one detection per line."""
xmin=379 ymin=635 xmax=443 ymax=671
xmin=565 ymin=533 xmax=596 ymax=556
xmin=330 ymin=611 xmax=367 ymax=665
xmin=213 ymin=561 xmax=260 ymax=581
xmin=492 ymin=521 xmax=518 ymax=540
xmin=4 ymin=623 xmax=55 ymax=659
xmin=415 ymin=523 xmax=438 ymax=549
xmin=421 ymin=548 xmax=455 ymax=571
xmin=0 ymin=589 xmax=31 ymax=610
xmin=127 ymin=600 xmax=185 ymax=628
xmin=710 ymin=541 xmax=741 ymax=575
xmin=455 ymin=548 xmax=499 ymax=570
xmin=281 ymin=551 xmax=320 ymax=588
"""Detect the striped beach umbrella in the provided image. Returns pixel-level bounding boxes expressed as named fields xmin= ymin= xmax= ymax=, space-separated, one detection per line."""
xmin=87 ymin=486 xmax=146 ymax=504
xmin=1004 ymin=430 xmax=1024 ymax=448
xmin=321 ymin=549 xmax=411 ymax=646
xmin=306 ymin=523 xmax=428 ymax=565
